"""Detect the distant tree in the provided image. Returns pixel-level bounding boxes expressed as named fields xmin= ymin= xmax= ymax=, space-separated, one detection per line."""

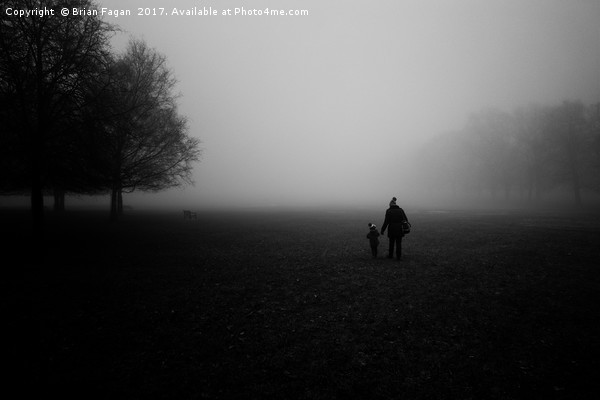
xmin=464 ymin=108 xmax=516 ymax=200
xmin=583 ymin=103 xmax=600 ymax=193
xmin=415 ymin=101 xmax=600 ymax=206
xmin=92 ymin=39 xmax=201 ymax=220
xmin=513 ymin=105 xmax=557 ymax=201
xmin=0 ymin=0 xmax=114 ymax=232
xmin=547 ymin=101 xmax=587 ymax=205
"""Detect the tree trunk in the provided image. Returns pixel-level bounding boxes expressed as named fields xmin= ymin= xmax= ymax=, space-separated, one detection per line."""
xmin=110 ymin=182 xmax=124 ymax=221
xmin=31 ymin=171 xmax=44 ymax=237
xmin=32 ymin=33 xmax=43 ymax=238
xmin=53 ymin=189 xmax=65 ymax=212
xmin=562 ymin=102 xmax=584 ymax=207
xmin=110 ymin=186 xmax=119 ymax=221
xmin=565 ymin=119 xmax=583 ymax=206
xmin=117 ymin=190 xmax=123 ymax=215
xmin=31 ymin=119 xmax=44 ymax=238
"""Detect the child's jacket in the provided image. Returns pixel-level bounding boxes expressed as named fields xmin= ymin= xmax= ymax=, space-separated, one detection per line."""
xmin=367 ymin=229 xmax=380 ymax=245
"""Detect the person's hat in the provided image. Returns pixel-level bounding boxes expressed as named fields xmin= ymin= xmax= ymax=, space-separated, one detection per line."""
xmin=369 ymin=223 xmax=377 ymax=230
xmin=389 ymin=197 xmax=397 ymax=206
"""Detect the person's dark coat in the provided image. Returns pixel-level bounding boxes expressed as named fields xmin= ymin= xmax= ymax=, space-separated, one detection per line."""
xmin=367 ymin=229 xmax=380 ymax=245
xmin=381 ymin=205 xmax=408 ymax=238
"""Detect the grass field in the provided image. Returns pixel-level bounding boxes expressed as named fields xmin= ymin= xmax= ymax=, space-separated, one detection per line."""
xmin=3 ymin=207 xmax=600 ymax=399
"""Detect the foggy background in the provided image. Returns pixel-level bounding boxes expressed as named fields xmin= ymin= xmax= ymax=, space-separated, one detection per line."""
xmin=8 ymin=0 xmax=600 ymax=210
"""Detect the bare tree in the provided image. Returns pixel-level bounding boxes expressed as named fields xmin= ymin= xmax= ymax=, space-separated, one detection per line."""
xmin=0 ymin=0 xmax=114 ymax=233
xmin=583 ymin=103 xmax=600 ymax=193
xmin=513 ymin=105 xmax=557 ymax=201
xmin=547 ymin=101 xmax=587 ymax=205
xmin=415 ymin=101 xmax=600 ymax=207
xmin=93 ymin=39 xmax=201 ymax=220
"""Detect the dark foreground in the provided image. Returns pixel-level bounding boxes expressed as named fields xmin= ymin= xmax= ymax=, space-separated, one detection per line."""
xmin=3 ymin=207 xmax=600 ymax=399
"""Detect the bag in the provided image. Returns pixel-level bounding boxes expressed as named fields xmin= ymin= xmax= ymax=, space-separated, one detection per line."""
xmin=401 ymin=221 xmax=411 ymax=234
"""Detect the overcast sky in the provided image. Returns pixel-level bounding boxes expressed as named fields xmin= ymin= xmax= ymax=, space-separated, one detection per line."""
xmin=97 ymin=0 xmax=599 ymax=209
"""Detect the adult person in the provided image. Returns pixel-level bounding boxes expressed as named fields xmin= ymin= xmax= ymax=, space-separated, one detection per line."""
xmin=380 ymin=197 xmax=409 ymax=260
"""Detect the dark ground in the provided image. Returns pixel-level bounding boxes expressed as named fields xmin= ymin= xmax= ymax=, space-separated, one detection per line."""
xmin=2 ymin=206 xmax=600 ymax=399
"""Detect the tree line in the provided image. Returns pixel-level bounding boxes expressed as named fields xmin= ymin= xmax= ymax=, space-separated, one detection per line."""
xmin=0 ymin=0 xmax=201 ymax=234
xmin=414 ymin=100 xmax=600 ymax=206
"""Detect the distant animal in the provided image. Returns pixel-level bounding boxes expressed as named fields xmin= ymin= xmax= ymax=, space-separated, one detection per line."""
xmin=183 ymin=210 xmax=197 ymax=219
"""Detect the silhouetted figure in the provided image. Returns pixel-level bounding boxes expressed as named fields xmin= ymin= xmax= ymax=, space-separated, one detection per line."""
xmin=366 ymin=223 xmax=381 ymax=258
xmin=381 ymin=197 xmax=409 ymax=260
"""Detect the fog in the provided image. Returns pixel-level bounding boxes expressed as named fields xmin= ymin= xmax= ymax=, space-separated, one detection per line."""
xmin=85 ymin=1 xmax=600 ymax=209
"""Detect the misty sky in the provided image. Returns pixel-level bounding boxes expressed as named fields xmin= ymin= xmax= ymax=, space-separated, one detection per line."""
xmin=94 ymin=0 xmax=599 ymax=209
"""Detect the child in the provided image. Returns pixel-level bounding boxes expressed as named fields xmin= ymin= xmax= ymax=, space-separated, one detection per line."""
xmin=366 ymin=223 xmax=380 ymax=258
